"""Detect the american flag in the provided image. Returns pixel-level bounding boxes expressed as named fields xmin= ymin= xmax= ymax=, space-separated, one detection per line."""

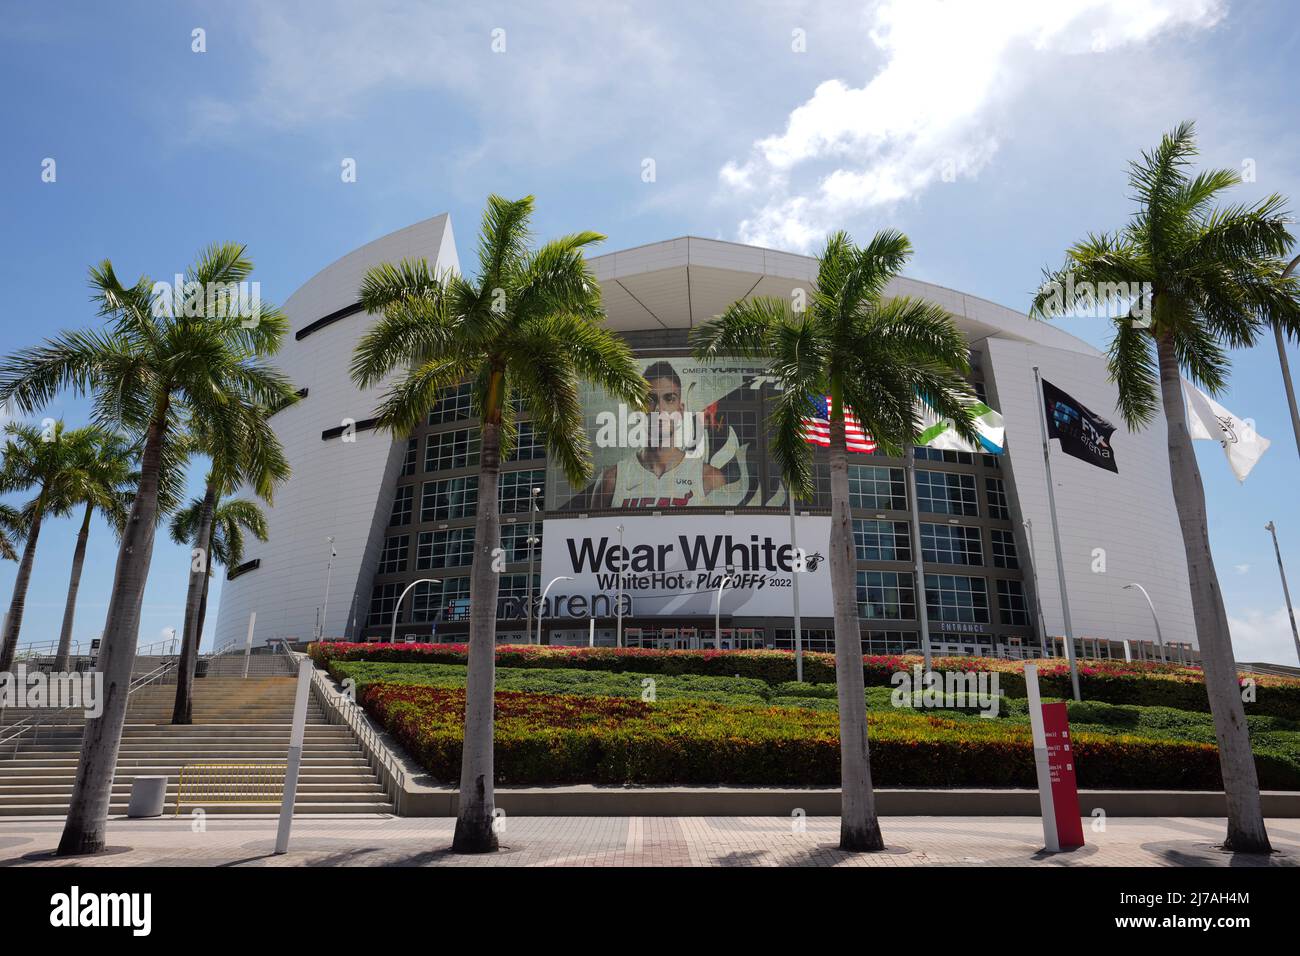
xmin=802 ymin=395 xmax=876 ymax=453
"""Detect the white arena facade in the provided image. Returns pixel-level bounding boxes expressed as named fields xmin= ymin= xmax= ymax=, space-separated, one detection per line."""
xmin=212 ymin=214 xmax=1198 ymax=662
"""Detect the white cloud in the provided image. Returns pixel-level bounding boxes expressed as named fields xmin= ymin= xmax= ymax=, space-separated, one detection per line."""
xmin=1228 ymin=607 xmax=1300 ymax=666
xmin=720 ymin=0 xmax=1226 ymax=250
xmin=1234 ymin=563 xmax=1251 ymax=575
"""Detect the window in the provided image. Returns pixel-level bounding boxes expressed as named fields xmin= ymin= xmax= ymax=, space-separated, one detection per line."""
xmin=848 ymin=465 xmax=906 ymax=511
xmin=913 ymin=447 xmax=974 ymax=465
xmin=990 ymin=528 xmax=1019 ymax=569
xmin=856 ymin=570 xmax=916 ymax=620
xmin=401 ymin=437 xmax=418 ymax=477
xmin=378 ymin=534 xmax=409 ymax=575
xmin=421 ymin=476 xmax=478 ymax=522
xmin=986 ymin=477 xmax=1010 ymax=520
xmin=863 ymin=630 xmax=921 ymax=655
xmin=499 ymin=470 xmax=545 ymax=514
xmin=429 ymin=383 xmax=474 ymax=425
xmin=416 ymin=527 xmax=475 ymax=570
xmin=390 ymin=485 xmax=414 ymax=527
xmin=973 ymin=381 xmax=987 ymax=403
xmin=507 ymin=421 xmax=546 ymax=461
xmin=425 ymin=427 xmax=480 ymax=471
xmin=916 ymin=470 xmax=978 ymax=516
xmin=853 ymin=519 xmax=911 ymax=562
xmin=367 ymin=582 xmax=400 ymax=627
xmin=790 ymin=464 xmax=831 ymax=510
xmin=925 ymin=573 xmax=990 ymax=624
xmin=411 ymin=576 xmax=472 ymax=624
xmin=500 ymin=522 xmax=541 ymax=563
xmin=981 ymin=454 xmax=1001 ymax=470
xmin=920 ymin=523 xmax=983 ymax=566
xmin=498 ymin=573 xmax=539 ymax=601
xmin=998 ymin=579 xmax=1030 ymax=626
xmin=773 ymin=628 xmax=835 ymax=653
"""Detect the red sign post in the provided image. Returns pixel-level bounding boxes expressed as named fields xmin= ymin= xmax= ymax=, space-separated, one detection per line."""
xmin=1041 ymin=701 xmax=1085 ymax=849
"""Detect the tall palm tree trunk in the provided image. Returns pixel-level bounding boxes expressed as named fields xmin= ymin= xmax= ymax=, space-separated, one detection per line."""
xmin=453 ymin=414 xmax=502 ymax=853
xmin=53 ymin=503 xmax=94 ymax=671
xmin=196 ymin=566 xmax=212 ymax=651
xmin=57 ymin=399 xmax=169 ymax=856
xmin=1155 ymin=333 xmax=1270 ymax=853
xmin=828 ymin=413 xmax=883 ymax=852
xmin=0 ymin=491 xmax=46 ymax=673
xmin=172 ymin=482 xmax=216 ymax=724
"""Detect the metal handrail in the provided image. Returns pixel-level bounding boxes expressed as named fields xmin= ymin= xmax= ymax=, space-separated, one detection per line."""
xmin=1 ymin=658 xmax=179 ymax=757
xmin=305 ymin=661 xmax=405 ymax=813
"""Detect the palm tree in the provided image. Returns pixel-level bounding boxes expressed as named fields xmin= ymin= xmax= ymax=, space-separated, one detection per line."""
xmin=0 ymin=420 xmax=89 ymax=671
xmin=0 ymin=503 xmax=25 ymax=562
xmin=351 ymin=194 xmax=647 ymax=852
xmin=691 ymin=229 xmax=978 ymax=852
xmin=1031 ymin=122 xmax=1300 ymax=853
xmin=50 ymin=427 xmax=136 ymax=671
xmin=170 ymin=494 xmax=268 ymax=655
xmin=0 ymin=242 xmax=294 ymax=855
xmin=170 ymin=413 xmax=287 ymax=725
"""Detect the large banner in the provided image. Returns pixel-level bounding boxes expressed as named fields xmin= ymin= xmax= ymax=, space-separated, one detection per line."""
xmin=550 ymin=357 xmax=786 ymax=511
xmin=538 ymin=514 xmax=833 ymax=619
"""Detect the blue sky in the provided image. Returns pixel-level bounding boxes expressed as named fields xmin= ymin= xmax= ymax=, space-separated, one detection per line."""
xmin=0 ymin=0 xmax=1297 ymax=662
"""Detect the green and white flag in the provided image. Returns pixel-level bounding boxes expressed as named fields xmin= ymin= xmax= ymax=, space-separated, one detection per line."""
xmin=916 ymin=397 xmax=1005 ymax=455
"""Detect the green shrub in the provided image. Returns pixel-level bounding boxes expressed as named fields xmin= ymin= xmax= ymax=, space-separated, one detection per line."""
xmin=362 ymin=683 xmax=1300 ymax=790
xmin=311 ymin=640 xmax=1300 ymax=719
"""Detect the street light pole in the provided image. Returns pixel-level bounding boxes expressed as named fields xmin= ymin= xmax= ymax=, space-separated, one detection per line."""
xmin=536 ymin=575 xmax=575 ymax=645
xmin=390 ymin=578 xmax=442 ymax=644
xmin=1122 ymin=582 xmax=1167 ymax=664
xmin=1274 ymin=254 xmax=1300 ymax=457
xmin=525 ymin=487 xmax=541 ymax=642
xmin=1265 ymin=521 xmax=1300 ymax=665
xmin=714 ymin=566 xmax=736 ymax=650
xmin=615 ymin=523 xmax=624 ymax=648
xmin=1022 ymin=518 xmax=1050 ymax=659
xmin=319 ymin=536 xmax=336 ymax=640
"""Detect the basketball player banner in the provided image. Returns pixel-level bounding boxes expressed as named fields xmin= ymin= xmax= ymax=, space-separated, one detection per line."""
xmin=538 ymin=514 xmax=835 ymax=619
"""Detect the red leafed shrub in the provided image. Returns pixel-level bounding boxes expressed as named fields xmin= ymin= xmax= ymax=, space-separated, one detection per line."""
xmin=312 ymin=641 xmax=1300 ymax=719
xmin=358 ymin=683 xmax=1292 ymax=790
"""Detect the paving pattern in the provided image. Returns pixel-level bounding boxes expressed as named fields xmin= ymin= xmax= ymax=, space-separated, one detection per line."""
xmin=0 ymin=814 xmax=1297 ymax=867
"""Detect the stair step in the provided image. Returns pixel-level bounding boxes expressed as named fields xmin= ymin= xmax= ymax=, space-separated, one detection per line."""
xmin=0 ymin=801 xmax=392 ymax=817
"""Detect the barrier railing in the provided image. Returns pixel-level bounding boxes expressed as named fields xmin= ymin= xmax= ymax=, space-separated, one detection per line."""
xmin=1 ymin=659 xmax=179 ymax=757
xmin=305 ymin=661 xmax=405 ymax=814
xmin=175 ymin=763 xmax=286 ymax=815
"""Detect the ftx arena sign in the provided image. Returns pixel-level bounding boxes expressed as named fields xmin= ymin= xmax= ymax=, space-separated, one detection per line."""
xmin=537 ymin=514 xmax=833 ymax=619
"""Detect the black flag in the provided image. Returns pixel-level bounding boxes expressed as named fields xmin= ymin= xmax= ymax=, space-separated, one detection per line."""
xmin=1041 ymin=379 xmax=1118 ymax=473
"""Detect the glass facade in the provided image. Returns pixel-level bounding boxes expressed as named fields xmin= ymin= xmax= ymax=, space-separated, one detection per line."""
xmin=362 ymin=356 xmax=1033 ymax=655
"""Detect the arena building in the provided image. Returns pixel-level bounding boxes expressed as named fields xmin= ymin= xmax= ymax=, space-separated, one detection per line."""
xmin=212 ymin=214 xmax=1199 ymax=662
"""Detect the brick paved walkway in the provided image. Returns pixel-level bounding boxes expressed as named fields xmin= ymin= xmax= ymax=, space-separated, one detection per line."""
xmin=0 ymin=815 xmax=1297 ymax=866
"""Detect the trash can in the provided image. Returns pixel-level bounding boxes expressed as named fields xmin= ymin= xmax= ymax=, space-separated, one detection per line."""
xmin=195 ymin=659 xmax=209 ymax=678
xmin=127 ymin=776 xmax=168 ymax=818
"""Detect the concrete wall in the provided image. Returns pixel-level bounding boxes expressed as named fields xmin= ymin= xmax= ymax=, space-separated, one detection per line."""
xmin=986 ymin=337 xmax=1197 ymax=648
xmin=213 ymin=215 xmax=460 ymax=648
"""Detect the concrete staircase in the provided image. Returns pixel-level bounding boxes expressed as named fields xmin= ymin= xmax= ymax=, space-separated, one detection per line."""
xmin=0 ymin=674 xmax=392 ymax=817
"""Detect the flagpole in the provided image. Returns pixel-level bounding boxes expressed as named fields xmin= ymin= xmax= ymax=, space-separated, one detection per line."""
xmin=1033 ymin=366 xmax=1081 ymax=702
xmin=905 ymin=445 xmax=932 ymax=672
xmin=788 ymin=490 xmax=804 ymax=683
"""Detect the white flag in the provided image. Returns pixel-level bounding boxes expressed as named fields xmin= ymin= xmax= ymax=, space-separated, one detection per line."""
xmin=916 ymin=397 xmax=1005 ymax=455
xmin=1182 ymin=379 xmax=1270 ymax=482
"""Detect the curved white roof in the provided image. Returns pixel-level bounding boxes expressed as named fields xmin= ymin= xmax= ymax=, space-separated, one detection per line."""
xmin=587 ymin=235 xmax=1100 ymax=357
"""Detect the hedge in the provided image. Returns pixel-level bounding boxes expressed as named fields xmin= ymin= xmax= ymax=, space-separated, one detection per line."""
xmin=361 ymin=683 xmax=1300 ymax=790
xmin=313 ymin=641 xmax=1300 ymax=718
